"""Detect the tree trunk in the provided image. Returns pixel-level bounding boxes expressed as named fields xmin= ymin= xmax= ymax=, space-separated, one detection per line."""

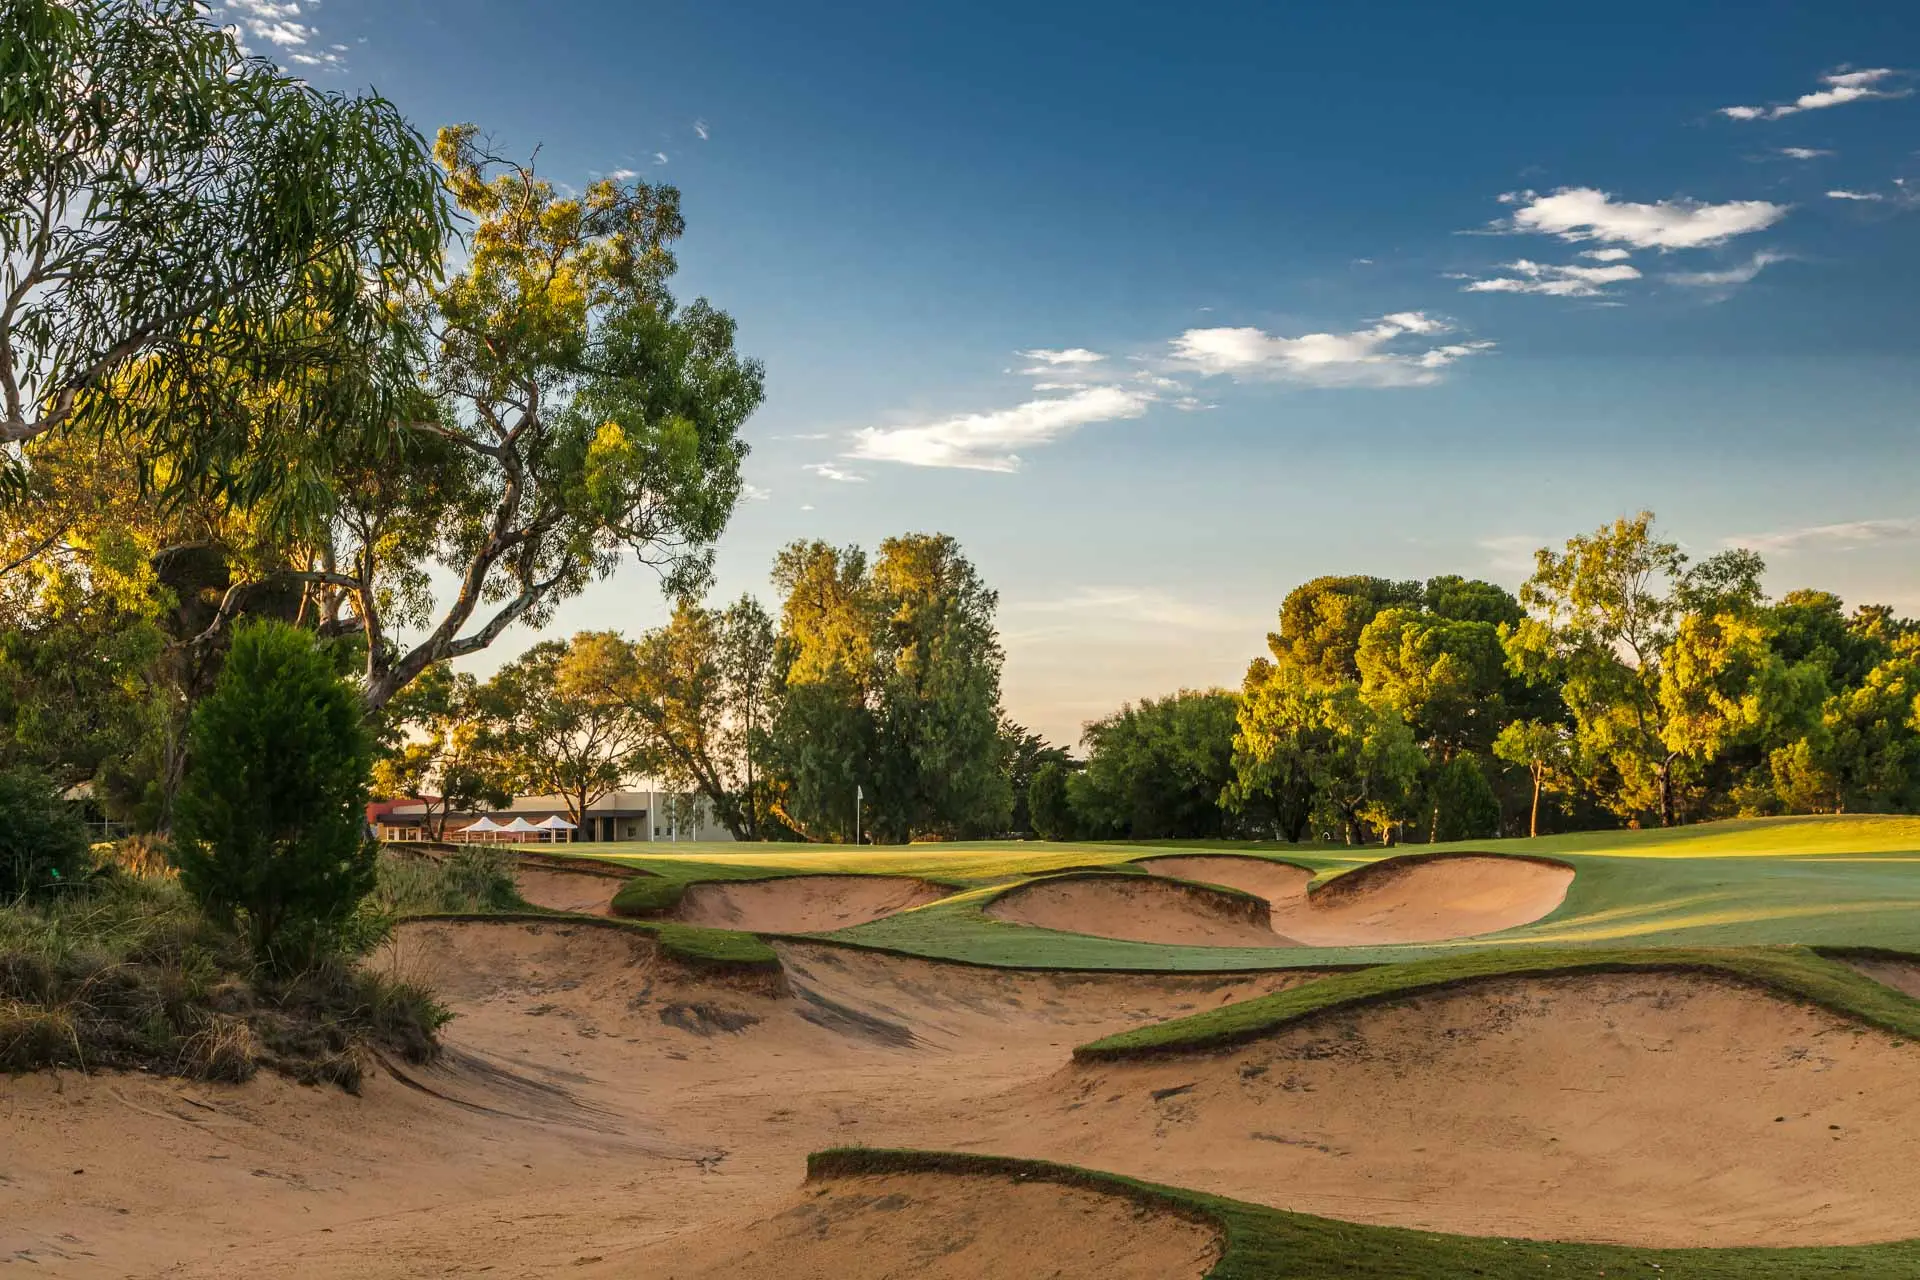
xmin=1657 ymin=754 xmax=1676 ymax=828
xmin=1528 ymin=766 xmax=1542 ymax=839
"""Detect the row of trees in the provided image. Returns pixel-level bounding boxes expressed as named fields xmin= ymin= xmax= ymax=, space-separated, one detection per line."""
xmin=376 ymin=534 xmax=1032 ymax=844
xmin=1042 ymin=513 xmax=1920 ymax=844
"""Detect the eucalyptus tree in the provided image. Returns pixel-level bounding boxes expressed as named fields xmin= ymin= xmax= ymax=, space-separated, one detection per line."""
xmin=1 ymin=0 xmax=446 ymax=498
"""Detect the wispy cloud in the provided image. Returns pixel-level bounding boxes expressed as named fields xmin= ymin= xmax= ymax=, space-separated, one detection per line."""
xmin=1461 ymin=258 xmax=1642 ymax=297
xmin=1018 ymin=348 xmax=1105 ymax=367
xmin=741 ymin=483 xmax=771 ymax=501
xmin=218 ymin=0 xmax=342 ymax=67
xmin=1498 ymin=187 xmax=1788 ymax=249
xmin=804 ymin=462 xmax=867 ymax=483
xmin=1013 ymin=587 xmax=1263 ymax=633
xmin=1779 ymin=147 xmax=1834 ymax=160
xmin=1479 ymin=534 xmax=1545 ymax=575
xmin=1170 ymin=312 xmax=1492 ymax=387
xmin=848 ymin=385 xmax=1153 ymax=472
xmin=1581 ymin=248 xmax=1633 ymax=262
xmin=606 ymin=168 xmax=638 ymax=181
xmin=1721 ymin=68 xmax=1908 ymax=121
xmin=1828 ymin=188 xmax=1884 ymax=201
xmin=693 ymin=119 xmax=710 ymax=140
xmin=1734 ymin=515 xmax=1920 ymax=553
xmin=1666 ymin=250 xmax=1787 ymax=289
xmin=652 ymin=152 xmax=669 ymax=165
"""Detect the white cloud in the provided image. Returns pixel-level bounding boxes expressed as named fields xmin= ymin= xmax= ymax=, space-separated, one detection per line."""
xmin=741 ymin=483 xmax=771 ymax=501
xmin=1169 ymin=312 xmax=1492 ymax=387
xmin=1735 ymin=516 xmax=1920 ymax=553
xmin=1580 ymin=247 xmax=1633 ymax=262
xmin=218 ymin=0 xmax=351 ymax=69
xmin=1828 ymin=188 xmax=1884 ymax=201
xmin=848 ymin=385 xmax=1152 ymax=473
xmin=1478 ymin=534 xmax=1546 ymax=576
xmin=804 ymin=463 xmax=866 ymax=483
xmin=1780 ymin=147 xmax=1833 ymax=160
xmin=652 ymin=152 xmax=669 ymax=165
xmin=799 ymin=503 xmax=815 ymax=511
xmin=1014 ymin=587 xmax=1262 ymax=633
xmin=694 ymin=119 xmax=710 ymax=140
xmin=1500 ymin=187 xmax=1788 ymax=249
xmin=1666 ymin=250 xmax=1786 ymax=289
xmin=1721 ymin=68 xmax=1908 ymax=121
xmin=607 ymin=168 xmax=638 ymax=181
xmin=1463 ymin=258 xmax=1642 ymax=297
xmin=1018 ymin=348 xmax=1105 ymax=366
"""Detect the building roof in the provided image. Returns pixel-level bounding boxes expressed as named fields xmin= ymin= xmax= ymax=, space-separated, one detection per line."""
xmin=381 ymin=790 xmax=667 ymax=820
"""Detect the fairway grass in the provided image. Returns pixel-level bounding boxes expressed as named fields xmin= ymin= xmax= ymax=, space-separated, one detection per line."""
xmin=807 ymin=1148 xmax=1920 ymax=1278
xmin=1074 ymin=943 xmax=1920 ymax=1058
xmin=540 ymin=814 xmax=1920 ymax=969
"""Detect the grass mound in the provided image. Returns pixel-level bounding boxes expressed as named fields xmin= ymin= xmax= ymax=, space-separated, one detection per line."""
xmin=807 ymin=1148 xmax=1920 ymax=1278
xmin=1 ymin=873 xmax=446 ymax=1089
xmin=1076 ymin=944 xmax=1920 ymax=1059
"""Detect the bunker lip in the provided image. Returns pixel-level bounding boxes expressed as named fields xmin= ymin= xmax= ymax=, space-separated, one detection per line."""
xmin=988 ymin=852 xmax=1575 ymax=948
xmin=510 ymin=852 xmax=638 ymax=916
xmin=984 ymin=874 xmax=1283 ymax=947
xmin=666 ymin=873 xmax=954 ymax=935
xmin=611 ymin=1161 xmax=1223 ymax=1280
xmin=1017 ymin=968 xmax=1920 ymax=1248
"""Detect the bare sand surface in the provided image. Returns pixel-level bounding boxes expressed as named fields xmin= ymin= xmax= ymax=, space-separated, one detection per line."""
xmin=957 ymin=971 xmax=1920 ymax=1247
xmin=986 ymin=875 xmax=1283 ymax=946
xmin=989 ymin=853 xmax=1573 ymax=948
xmin=669 ymin=874 xmax=950 ymax=933
xmin=607 ymin=1170 xmax=1222 ymax=1280
xmin=1838 ymin=954 xmax=1920 ymax=1001
xmin=1 ymin=920 xmax=1310 ymax=1278
xmin=10 ymin=920 xmax=1920 ymax=1276
xmin=512 ymin=859 xmax=633 ymax=916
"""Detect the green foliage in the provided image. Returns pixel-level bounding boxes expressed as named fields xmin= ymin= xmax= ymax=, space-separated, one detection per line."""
xmin=1070 ymin=690 xmax=1240 ymax=839
xmin=1076 ymin=943 xmax=1920 ymax=1059
xmin=372 ymin=846 xmax=523 ymax=916
xmin=483 ymin=632 xmax=651 ymax=822
xmin=1 ymin=0 xmax=448 ymax=507
xmin=172 ymin=622 xmax=377 ymax=969
xmin=0 ymin=871 xmax=443 ymax=1085
xmin=371 ymin=665 xmax=512 ymax=838
xmin=1027 ymin=761 xmax=1077 ymax=840
xmin=1228 ymin=667 xmax=1422 ymax=844
xmin=1492 ymin=719 xmax=1575 ymax=836
xmin=1426 ymin=754 xmax=1500 ymax=842
xmin=1270 ymin=575 xmax=1425 ymax=686
xmin=0 ymin=767 xmax=90 ymax=899
xmin=762 ymin=534 xmax=1012 ymax=842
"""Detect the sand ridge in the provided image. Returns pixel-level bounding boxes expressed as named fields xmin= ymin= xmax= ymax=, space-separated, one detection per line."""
xmin=986 ymin=852 xmax=1573 ymax=948
xmin=14 ymin=917 xmax=1920 ymax=1275
xmin=669 ymin=874 xmax=951 ymax=934
xmin=512 ymin=854 xmax=637 ymax=916
xmin=964 ymin=970 xmax=1920 ymax=1247
xmin=605 ymin=1169 xmax=1223 ymax=1280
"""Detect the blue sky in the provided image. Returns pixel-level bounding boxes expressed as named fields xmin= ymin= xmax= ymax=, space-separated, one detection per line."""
xmin=227 ymin=0 xmax=1919 ymax=747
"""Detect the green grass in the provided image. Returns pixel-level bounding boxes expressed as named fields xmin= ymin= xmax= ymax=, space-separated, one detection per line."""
xmin=1076 ymin=943 xmax=1920 ymax=1059
xmin=543 ymin=815 xmax=1920 ymax=971
xmin=807 ymin=1147 xmax=1920 ymax=1278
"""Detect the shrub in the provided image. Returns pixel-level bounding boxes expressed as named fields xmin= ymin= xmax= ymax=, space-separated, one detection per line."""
xmin=1028 ymin=761 xmax=1077 ymax=840
xmin=372 ymin=845 xmax=522 ymax=915
xmin=172 ymin=621 xmax=377 ymax=970
xmin=1429 ymin=754 xmax=1502 ymax=842
xmin=0 ymin=767 xmax=91 ymax=900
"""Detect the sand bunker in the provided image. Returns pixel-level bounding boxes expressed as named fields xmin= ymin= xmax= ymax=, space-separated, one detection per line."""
xmin=986 ymin=875 xmax=1281 ymax=947
xmin=670 ymin=874 xmax=949 ymax=934
xmin=989 ymin=853 xmax=1572 ymax=948
xmin=512 ymin=854 xmax=635 ymax=916
xmin=969 ymin=970 xmax=1920 ymax=1247
xmin=1836 ymin=953 xmax=1920 ymax=1001
xmin=613 ymin=1170 xmax=1221 ymax=1280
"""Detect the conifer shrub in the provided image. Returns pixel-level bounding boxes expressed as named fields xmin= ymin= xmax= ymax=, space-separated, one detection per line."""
xmin=173 ymin=621 xmax=378 ymax=971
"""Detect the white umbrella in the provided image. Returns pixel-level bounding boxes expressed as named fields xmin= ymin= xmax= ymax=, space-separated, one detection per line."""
xmin=535 ymin=815 xmax=577 ymax=843
xmin=458 ymin=815 xmax=505 ymax=844
xmin=502 ymin=817 xmax=541 ymax=844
